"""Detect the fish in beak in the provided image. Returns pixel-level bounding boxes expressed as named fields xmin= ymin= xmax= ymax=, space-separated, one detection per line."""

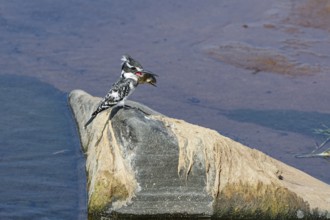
xmin=137 ymin=70 xmax=158 ymax=87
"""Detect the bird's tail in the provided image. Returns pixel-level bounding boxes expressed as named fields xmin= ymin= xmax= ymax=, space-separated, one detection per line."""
xmin=84 ymin=115 xmax=96 ymax=129
xmin=84 ymin=104 xmax=109 ymax=128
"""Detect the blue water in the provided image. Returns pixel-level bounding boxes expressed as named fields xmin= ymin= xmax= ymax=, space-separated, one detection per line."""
xmin=0 ymin=75 xmax=86 ymax=219
xmin=219 ymin=109 xmax=330 ymax=139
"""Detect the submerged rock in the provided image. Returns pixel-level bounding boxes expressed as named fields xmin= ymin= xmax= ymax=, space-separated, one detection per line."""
xmin=69 ymin=89 xmax=330 ymax=219
xmin=285 ymin=0 xmax=330 ymax=31
xmin=204 ymin=42 xmax=321 ymax=76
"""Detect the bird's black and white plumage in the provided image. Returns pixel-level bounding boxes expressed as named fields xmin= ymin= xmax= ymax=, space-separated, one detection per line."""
xmin=84 ymin=55 xmax=158 ymax=128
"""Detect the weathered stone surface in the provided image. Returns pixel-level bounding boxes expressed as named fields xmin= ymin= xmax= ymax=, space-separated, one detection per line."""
xmin=69 ymin=89 xmax=330 ymax=219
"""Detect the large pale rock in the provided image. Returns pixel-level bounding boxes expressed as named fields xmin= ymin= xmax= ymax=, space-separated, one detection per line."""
xmin=69 ymin=89 xmax=330 ymax=219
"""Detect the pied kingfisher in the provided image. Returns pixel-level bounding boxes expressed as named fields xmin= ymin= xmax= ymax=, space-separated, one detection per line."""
xmin=84 ymin=55 xmax=158 ymax=128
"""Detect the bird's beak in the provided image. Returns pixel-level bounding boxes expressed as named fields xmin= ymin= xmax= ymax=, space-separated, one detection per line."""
xmin=138 ymin=70 xmax=158 ymax=87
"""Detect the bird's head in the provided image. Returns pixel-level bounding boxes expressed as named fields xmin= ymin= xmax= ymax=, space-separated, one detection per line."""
xmin=121 ymin=55 xmax=158 ymax=86
xmin=121 ymin=55 xmax=143 ymax=80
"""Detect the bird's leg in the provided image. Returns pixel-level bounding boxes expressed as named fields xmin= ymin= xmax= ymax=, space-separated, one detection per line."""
xmin=123 ymin=105 xmax=133 ymax=110
xmin=126 ymin=105 xmax=151 ymax=115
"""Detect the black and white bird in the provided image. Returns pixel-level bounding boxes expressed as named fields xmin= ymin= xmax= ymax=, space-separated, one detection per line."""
xmin=84 ymin=55 xmax=157 ymax=128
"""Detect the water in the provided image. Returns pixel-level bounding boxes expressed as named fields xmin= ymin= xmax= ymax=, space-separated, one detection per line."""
xmin=1 ymin=0 xmax=330 ymax=219
xmin=0 ymin=75 xmax=86 ymax=219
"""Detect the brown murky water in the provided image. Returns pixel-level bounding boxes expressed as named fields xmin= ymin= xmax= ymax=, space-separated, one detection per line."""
xmin=1 ymin=0 xmax=329 ymax=218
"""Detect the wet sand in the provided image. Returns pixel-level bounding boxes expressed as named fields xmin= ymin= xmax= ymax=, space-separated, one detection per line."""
xmin=1 ymin=0 xmax=329 ymax=218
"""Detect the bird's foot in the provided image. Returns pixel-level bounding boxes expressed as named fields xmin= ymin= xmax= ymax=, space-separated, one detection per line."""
xmin=123 ymin=105 xmax=131 ymax=110
xmin=122 ymin=105 xmax=150 ymax=115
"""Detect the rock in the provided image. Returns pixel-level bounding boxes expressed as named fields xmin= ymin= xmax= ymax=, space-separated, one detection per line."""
xmin=69 ymin=89 xmax=330 ymax=219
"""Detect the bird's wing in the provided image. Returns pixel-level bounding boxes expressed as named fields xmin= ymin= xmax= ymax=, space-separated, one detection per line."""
xmin=96 ymin=78 xmax=133 ymax=111
xmin=85 ymin=78 xmax=135 ymax=128
xmin=106 ymin=78 xmax=132 ymax=100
